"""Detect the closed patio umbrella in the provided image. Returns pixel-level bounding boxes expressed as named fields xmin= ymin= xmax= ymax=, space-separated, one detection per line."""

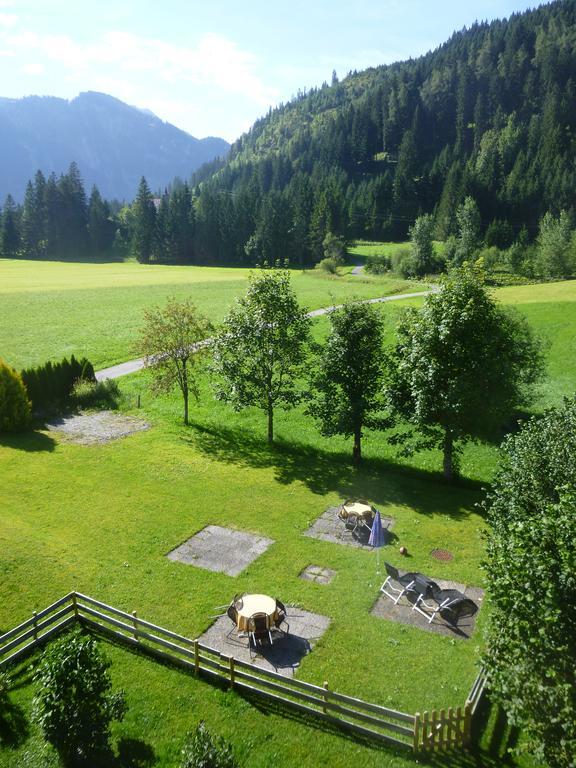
xmin=368 ymin=510 xmax=386 ymax=574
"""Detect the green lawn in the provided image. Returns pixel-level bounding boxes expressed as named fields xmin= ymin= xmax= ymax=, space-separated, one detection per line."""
xmin=2 ymin=264 xmax=572 ymax=767
xmin=0 ymin=259 xmax=427 ymax=370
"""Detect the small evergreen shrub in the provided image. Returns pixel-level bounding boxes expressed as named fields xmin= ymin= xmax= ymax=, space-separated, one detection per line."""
xmin=21 ymin=355 xmax=96 ymax=412
xmin=181 ymin=722 xmax=238 ymax=768
xmin=0 ymin=358 xmax=31 ymax=432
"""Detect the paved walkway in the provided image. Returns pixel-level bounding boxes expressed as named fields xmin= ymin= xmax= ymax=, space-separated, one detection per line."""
xmin=96 ymin=289 xmax=433 ymax=381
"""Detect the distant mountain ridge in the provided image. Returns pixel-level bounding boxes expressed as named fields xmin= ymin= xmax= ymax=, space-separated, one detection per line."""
xmin=0 ymin=91 xmax=230 ymax=202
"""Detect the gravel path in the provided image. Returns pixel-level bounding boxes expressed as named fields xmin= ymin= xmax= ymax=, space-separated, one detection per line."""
xmin=96 ymin=289 xmax=433 ymax=381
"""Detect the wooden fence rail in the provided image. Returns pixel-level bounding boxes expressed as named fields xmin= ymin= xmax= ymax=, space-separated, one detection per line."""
xmin=0 ymin=592 xmax=486 ymax=752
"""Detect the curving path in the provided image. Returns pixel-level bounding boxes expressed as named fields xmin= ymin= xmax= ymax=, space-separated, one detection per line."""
xmin=96 ymin=289 xmax=434 ymax=381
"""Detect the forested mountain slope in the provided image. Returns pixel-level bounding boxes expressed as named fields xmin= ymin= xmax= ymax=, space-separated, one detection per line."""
xmin=0 ymin=91 xmax=229 ymax=202
xmin=193 ymin=0 xmax=576 ymax=265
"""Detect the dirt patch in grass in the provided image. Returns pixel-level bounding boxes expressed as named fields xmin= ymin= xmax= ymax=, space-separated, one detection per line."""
xmin=46 ymin=411 xmax=150 ymax=445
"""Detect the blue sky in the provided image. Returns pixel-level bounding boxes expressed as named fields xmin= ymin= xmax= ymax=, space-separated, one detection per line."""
xmin=0 ymin=1 xmax=540 ymax=142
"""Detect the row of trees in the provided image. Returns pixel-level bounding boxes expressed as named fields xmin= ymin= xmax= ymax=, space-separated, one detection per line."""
xmin=0 ymin=164 xmax=117 ymax=260
xmin=138 ymin=264 xmax=542 ymax=479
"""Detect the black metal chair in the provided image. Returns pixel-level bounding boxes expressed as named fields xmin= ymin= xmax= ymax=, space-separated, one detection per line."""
xmin=414 ymin=586 xmax=478 ymax=625
xmin=432 ymin=587 xmax=478 ymax=624
xmin=380 ymin=562 xmax=418 ymax=604
xmin=248 ymin=612 xmax=273 ymax=655
xmin=273 ymin=599 xmax=289 ymax=634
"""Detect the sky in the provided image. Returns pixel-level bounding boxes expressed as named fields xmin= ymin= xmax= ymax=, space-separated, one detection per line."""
xmin=0 ymin=1 xmax=541 ymax=143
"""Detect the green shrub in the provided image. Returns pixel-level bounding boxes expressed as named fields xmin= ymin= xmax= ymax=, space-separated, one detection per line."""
xmin=32 ymin=630 xmax=127 ymax=765
xmin=317 ymin=256 xmax=341 ymax=274
xmin=21 ymin=355 xmax=96 ymax=412
xmin=71 ymin=379 xmax=121 ymax=410
xmin=390 ymin=246 xmax=417 ymax=278
xmin=364 ymin=254 xmax=391 ymax=274
xmin=0 ymin=358 xmax=31 ymax=432
xmin=181 ymin=722 xmax=238 ymax=768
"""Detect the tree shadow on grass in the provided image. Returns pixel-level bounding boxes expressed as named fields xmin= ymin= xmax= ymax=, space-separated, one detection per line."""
xmin=116 ymin=737 xmax=156 ymax=767
xmin=0 ymin=429 xmax=56 ymax=453
xmin=0 ymin=699 xmax=29 ymax=748
xmin=184 ymin=422 xmax=485 ymax=520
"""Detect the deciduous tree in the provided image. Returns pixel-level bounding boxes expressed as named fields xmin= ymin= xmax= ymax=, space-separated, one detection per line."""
xmin=137 ymin=298 xmax=213 ymax=425
xmin=386 ymin=263 xmax=543 ymax=479
xmin=211 ymin=268 xmax=310 ymax=443
xmin=308 ymin=301 xmax=387 ymax=464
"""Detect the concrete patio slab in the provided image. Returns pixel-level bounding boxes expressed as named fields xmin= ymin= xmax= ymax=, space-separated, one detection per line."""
xmin=304 ymin=506 xmax=395 ymax=550
xmin=198 ymin=606 xmax=331 ymax=677
xmin=371 ymin=575 xmax=484 ymax=640
xmin=167 ymin=525 xmax=274 ymax=576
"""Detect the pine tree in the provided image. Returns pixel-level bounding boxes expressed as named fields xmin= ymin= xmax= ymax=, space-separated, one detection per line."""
xmin=132 ymin=177 xmax=156 ymax=263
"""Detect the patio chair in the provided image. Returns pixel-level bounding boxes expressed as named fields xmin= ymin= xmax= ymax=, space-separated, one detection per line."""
xmin=249 ymin=612 xmax=273 ymax=655
xmin=414 ymin=586 xmax=478 ymax=625
xmin=432 ymin=588 xmax=478 ymax=624
xmin=273 ymin=598 xmax=289 ymax=634
xmin=380 ymin=562 xmax=417 ymax=604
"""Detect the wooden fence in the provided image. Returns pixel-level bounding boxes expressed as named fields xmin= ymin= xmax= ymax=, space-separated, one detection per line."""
xmin=0 ymin=592 xmax=486 ymax=752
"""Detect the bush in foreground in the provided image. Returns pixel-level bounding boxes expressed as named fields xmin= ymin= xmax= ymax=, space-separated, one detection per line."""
xmin=32 ymin=630 xmax=126 ymax=765
xmin=483 ymin=397 xmax=576 ymax=768
xmin=0 ymin=358 xmax=31 ymax=432
xmin=181 ymin=722 xmax=238 ymax=768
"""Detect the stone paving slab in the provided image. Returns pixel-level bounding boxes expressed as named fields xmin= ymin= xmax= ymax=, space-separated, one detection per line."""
xmin=304 ymin=506 xmax=395 ymax=550
xmin=371 ymin=575 xmax=485 ymax=640
xmin=167 ymin=525 xmax=274 ymax=576
xmin=198 ymin=606 xmax=331 ymax=677
xmin=299 ymin=564 xmax=337 ymax=585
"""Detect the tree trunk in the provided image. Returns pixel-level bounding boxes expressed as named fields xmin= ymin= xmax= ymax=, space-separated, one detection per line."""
xmin=443 ymin=428 xmax=453 ymax=480
xmin=183 ymin=388 xmax=189 ymax=426
xmin=267 ymin=404 xmax=274 ymax=444
xmin=353 ymin=425 xmax=362 ymax=466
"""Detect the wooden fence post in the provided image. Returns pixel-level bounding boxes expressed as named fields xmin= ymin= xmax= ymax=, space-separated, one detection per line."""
xmin=446 ymin=706 xmax=454 ymax=749
xmin=132 ymin=611 xmax=139 ymax=642
xmin=32 ymin=611 xmax=38 ymax=641
xmin=413 ymin=712 xmax=421 ymax=751
xmin=194 ymin=640 xmax=199 ymax=676
xmin=462 ymin=701 xmax=472 ymax=746
xmin=422 ymin=710 xmax=429 ymax=750
xmin=322 ymin=681 xmax=329 ymax=714
xmin=228 ymin=656 xmax=235 ymax=690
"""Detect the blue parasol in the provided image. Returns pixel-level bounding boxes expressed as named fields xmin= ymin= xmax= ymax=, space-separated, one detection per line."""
xmin=368 ymin=510 xmax=386 ymax=574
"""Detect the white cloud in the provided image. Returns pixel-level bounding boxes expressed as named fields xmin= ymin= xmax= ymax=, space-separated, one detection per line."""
xmin=0 ymin=12 xmax=17 ymax=26
xmin=22 ymin=61 xmax=44 ymax=75
xmin=5 ymin=27 xmax=277 ymax=107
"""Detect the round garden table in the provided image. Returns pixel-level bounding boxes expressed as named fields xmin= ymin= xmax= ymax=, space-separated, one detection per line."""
xmin=236 ymin=594 xmax=278 ymax=632
xmin=339 ymin=500 xmax=374 ymax=522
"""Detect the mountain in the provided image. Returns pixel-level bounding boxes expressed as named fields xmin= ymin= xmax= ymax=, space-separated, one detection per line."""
xmin=0 ymin=91 xmax=230 ymax=202
xmin=189 ymin=0 xmax=576 ymax=266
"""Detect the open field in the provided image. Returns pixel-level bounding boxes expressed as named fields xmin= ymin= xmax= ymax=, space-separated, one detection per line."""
xmin=2 ymin=262 xmax=572 ymax=766
xmin=0 ymin=259 xmax=426 ymax=370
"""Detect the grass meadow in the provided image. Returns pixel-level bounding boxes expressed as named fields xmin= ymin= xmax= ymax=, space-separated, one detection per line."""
xmin=0 ymin=259 xmax=426 ymax=370
xmin=2 ymin=258 xmax=574 ymax=767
